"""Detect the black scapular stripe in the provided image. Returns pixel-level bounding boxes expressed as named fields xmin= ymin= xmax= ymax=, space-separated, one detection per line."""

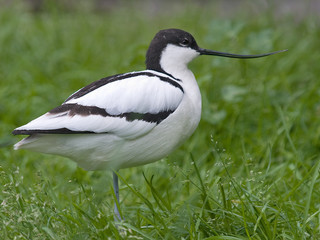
xmin=65 ymin=71 xmax=183 ymax=102
xmin=12 ymin=104 xmax=174 ymax=135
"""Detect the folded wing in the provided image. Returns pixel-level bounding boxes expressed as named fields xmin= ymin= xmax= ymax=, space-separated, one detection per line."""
xmin=13 ymin=71 xmax=184 ymax=139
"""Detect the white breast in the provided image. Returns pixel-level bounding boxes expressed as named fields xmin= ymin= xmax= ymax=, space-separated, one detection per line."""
xmin=13 ymin=68 xmax=201 ymax=170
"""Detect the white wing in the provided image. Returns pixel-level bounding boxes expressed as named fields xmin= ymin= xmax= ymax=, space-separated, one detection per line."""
xmin=13 ymin=70 xmax=184 ymax=139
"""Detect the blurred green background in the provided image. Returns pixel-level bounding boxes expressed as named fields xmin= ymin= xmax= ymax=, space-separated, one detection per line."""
xmin=1 ymin=0 xmax=320 ymax=239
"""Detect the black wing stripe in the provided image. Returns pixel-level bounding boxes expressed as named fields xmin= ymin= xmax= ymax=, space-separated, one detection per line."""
xmin=65 ymin=71 xmax=183 ymax=102
xmin=12 ymin=104 xmax=174 ymax=135
xmin=49 ymin=104 xmax=174 ymax=123
xmin=12 ymin=128 xmax=96 ymax=135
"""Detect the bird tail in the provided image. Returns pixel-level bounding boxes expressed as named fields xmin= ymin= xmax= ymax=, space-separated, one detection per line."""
xmin=14 ymin=135 xmax=40 ymax=150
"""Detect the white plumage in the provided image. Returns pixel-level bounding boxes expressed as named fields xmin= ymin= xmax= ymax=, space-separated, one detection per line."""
xmin=13 ymin=29 xmax=285 ymax=169
xmin=13 ymin=68 xmax=200 ymax=170
xmin=12 ymin=28 xmax=285 ymax=221
xmin=15 ymin=71 xmax=184 ymax=133
xmin=66 ymin=70 xmax=184 ymax=115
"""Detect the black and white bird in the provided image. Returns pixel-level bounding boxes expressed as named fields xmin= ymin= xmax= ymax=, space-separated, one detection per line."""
xmin=12 ymin=28 xmax=285 ymax=221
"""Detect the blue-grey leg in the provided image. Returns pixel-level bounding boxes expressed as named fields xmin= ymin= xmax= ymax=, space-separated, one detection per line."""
xmin=113 ymin=171 xmax=122 ymax=222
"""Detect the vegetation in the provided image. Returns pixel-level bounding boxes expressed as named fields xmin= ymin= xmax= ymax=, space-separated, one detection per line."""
xmin=1 ymin=2 xmax=319 ymax=239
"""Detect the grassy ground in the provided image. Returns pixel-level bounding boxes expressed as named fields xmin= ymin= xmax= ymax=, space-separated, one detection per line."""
xmin=1 ymin=1 xmax=320 ymax=239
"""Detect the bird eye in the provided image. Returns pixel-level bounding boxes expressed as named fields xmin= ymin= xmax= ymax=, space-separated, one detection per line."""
xmin=179 ymin=38 xmax=190 ymax=47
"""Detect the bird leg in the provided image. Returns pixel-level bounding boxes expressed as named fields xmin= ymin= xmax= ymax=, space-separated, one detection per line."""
xmin=113 ymin=171 xmax=122 ymax=222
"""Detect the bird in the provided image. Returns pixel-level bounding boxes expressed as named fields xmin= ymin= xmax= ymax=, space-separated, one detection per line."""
xmin=12 ymin=28 xmax=286 ymax=221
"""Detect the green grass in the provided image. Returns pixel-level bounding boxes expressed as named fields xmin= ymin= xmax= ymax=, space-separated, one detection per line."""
xmin=1 ymin=2 xmax=320 ymax=239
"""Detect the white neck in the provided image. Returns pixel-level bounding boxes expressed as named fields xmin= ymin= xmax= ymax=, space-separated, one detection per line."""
xmin=159 ymin=44 xmax=200 ymax=79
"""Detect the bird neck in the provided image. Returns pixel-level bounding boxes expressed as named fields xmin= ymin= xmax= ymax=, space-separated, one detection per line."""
xmin=146 ymin=44 xmax=200 ymax=79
